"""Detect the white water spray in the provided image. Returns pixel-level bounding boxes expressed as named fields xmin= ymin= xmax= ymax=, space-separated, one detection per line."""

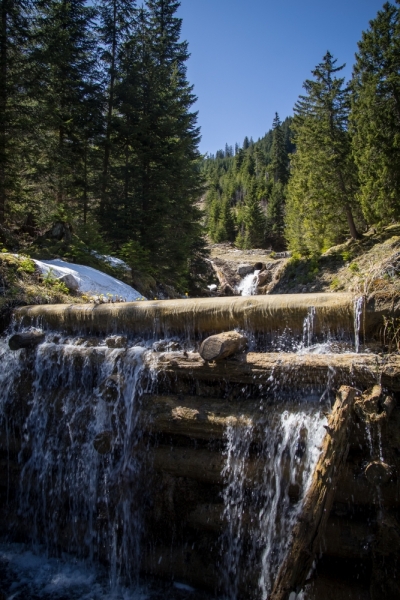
xmin=354 ymin=296 xmax=364 ymax=353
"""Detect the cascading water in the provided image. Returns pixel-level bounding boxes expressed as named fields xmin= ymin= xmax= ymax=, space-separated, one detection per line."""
xmin=219 ymin=400 xmax=328 ymax=600
xmin=1 ymin=340 xmax=148 ymax=594
xmin=237 ymin=271 xmax=260 ymax=296
xmin=220 ymin=420 xmax=253 ymax=600
xmin=302 ymin=306 xmax=315 ymax=349
xmin=1 ymin=288 xmax=394 ymax=600
xmin=354 ymin=296 xmax=364 ymax=353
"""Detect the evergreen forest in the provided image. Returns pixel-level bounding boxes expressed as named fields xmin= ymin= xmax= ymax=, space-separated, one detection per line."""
xmin=0 ymin=0 xmax=205 ymax=290
xmin=1 ymin=0 xmax=400 ymax=295
xmin=204 ymin=1 xmax=400 ymax=257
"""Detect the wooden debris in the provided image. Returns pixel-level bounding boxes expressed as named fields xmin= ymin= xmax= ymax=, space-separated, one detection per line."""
xmin=365 ymin=461 xmax=392 ymax=485
xmin=269 ymin=386 xmax=358 ymax=600
xmin=147 ymin=351 xmax=400 ymax=391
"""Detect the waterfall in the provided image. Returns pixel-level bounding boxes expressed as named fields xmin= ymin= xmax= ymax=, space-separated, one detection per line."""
xmin=1 ymin=290 xmax=395 ymax=600
xmin=354 ymin=296 xmax=364 ymax=353
xmin=220 ymin=400 xmax=327 ymax=599
xmin=237 ymin=270 xmax=260 ymax=296
xmin=4 ymin=341 xmax=147 ymax=591
xmin=302 ymin=306 xmax=316 ymax=348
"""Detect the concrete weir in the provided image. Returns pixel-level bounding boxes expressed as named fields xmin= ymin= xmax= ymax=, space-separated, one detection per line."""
xmin=16 ymin=292 xmax=379 ymax=338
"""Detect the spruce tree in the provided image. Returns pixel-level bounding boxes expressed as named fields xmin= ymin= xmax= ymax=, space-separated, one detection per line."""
xmin=236 ymin=181 xmax=265 ymax=249
xmin=270 ymin=113 xmax=288 ymax=184
xmin=106 ymin=0 xmax=204 ymax=286
xmin=286 ymin=52 xmax=361 ymax=256
xmin=97 ymin=0 xmax=136 ymax=222
xmin=266 ymin=182 xmax=285 ymax=247
xmin=0 ymin=0 xmax=32 ymax=227
xmin=351 ymin=1 xmax=400 ymax=224
xmin=30 ymin=0 xmax=100 ymax=220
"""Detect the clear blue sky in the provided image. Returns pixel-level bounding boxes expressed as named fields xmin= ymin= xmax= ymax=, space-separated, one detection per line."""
xmin=177 ymin=0 xmax=388 ymax=155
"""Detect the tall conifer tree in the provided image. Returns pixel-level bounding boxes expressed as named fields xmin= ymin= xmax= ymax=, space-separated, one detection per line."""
xmin=286 ymin=52 xmax=361 ymax=255
xmin=97 ymin=0 xmax=136 ymax=220
xmin=351 ymin=1 xmax=400 ymax=224
xmin=31 ymin=0 xmax=99 ymax=218
xmin=270 ymin=112 xmax=288 ymax=185
xmin=0 ymin=0 xmax=31 ymax=227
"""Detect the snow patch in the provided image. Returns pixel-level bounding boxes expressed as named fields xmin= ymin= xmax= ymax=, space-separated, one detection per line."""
xmin=34 ymin=258 xmax=144 ymax=301
xmin=90 ymin=251 xmax=130 ymax=271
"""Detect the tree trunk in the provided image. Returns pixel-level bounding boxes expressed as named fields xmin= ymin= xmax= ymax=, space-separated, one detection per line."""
xmin=345 ymin=203 xmax=361 ymax=240
xmin=100 ymin=0 xmax=117 ymax=215
xmin=270 ymin=386 xmax=358 ymax=600
xmin=147 ymin=351 xmax=400 ymax=392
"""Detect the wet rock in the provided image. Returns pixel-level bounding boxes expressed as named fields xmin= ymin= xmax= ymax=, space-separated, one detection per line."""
xmin=106 ymin=335 xmax=128 ymax=349
xmin=256 ymin=270 xmax=271 ymax=287
xmin=9 ymin=330 xmax=45 ymax=351
xmin=99 ymin=375 xmax=122 ymax=403
xmin=153 ymin=340 xmax=182 ymax=352
xmin=93 ymin=431 xmax=113 ymax=454
xmin=237 ymin=264 xmax=253 ymax=277
xmin=219 ymin=283 xmax=234 ymax=296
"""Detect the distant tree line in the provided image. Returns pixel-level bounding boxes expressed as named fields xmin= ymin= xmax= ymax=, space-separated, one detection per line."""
xmin=0 ymin=0 xmax=204 ymax=288
xmin=203 ymin=116 xmax=293 ymax=250
xmin=204 ymin=2 xmax=400 ymax=255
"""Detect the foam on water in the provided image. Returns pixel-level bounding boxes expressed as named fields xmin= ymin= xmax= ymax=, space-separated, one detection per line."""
xmin=0 ymin=541 xmax=208 ymax=599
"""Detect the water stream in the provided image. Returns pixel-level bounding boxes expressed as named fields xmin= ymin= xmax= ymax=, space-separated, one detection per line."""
xmin=220 ymin=399 xmax=327 ymax=600
xmin=0 ymin=296 xmax=370 ymax=599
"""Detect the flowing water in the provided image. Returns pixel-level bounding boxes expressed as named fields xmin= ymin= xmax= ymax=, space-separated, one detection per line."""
xmin=354 ymin=296 xmax=364 ymax=354
xmin=219 ymin=399 xmax=327 ymax=600
xmin=237 ymin=271 xmax=260 ymax=296
xmin=0 ymin=302 xmax=361 ymax=600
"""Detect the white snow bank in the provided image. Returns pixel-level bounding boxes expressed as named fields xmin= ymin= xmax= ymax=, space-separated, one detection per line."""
xmin=34 ymin=258 xmax=145 ymax=301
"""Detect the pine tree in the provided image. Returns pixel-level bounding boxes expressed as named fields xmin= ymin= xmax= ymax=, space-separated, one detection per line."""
xmin=351 ymin=2 xmax=400 ymax=224
xmin=106 ymin=0 xmax=204 ymax=286
xmin=97 ymin=0 xmax=136 ymax=222
xmin=236 ymin=181 xmax=265 ymax=249
xmin=286 ymin=52 xmax=361 ymax=256
xmin=270 ymin=113 xmax=288 ymax=184
xmin=0 ymin=0 xmax=32 ymax=227
xmin=30 ymin=0 xmax=100 ymax=220
xmin=266 ymin=181 xmax=285 ymax=247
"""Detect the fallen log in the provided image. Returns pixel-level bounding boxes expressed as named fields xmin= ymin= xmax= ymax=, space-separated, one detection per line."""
xmin=365 ymin=461 xmax=393 ymax=485
xmin=146 ymin=351 xmax=400 ymax=392
xmin=270 ymin=386 xmax=358 ymax=600
xmin=15 ymin=293 xmax=357 ymax=337
xmin=199 ymin=331 xmax=247 ymax=362
xmin=142 ymin=394 xmax=263 ymax=440
xmin=8 ymin=330 xmax=45 ymax=351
